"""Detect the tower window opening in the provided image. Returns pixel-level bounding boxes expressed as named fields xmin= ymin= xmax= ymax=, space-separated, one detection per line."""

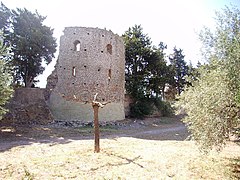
xmin=107 ymin=44 xmax=112 ymax=55
xmin=72 ymin=66 xmax=76 ymax=77
xmin=108 ymin=69 xmax=112 ymax=82
xmin=73 ymin=40 xmax=81 ymax=51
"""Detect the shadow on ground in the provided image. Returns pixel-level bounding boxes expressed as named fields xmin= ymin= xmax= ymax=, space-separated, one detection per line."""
xmin=0 ymin=116 xmax=189 ymax=152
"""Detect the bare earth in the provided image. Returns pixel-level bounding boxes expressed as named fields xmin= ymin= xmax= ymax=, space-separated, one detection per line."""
xmin=0 ymin=116 xmax=239 ymax=179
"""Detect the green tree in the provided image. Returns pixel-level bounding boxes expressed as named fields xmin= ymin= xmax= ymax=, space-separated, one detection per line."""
xmin=123 ymin=26 xmax=175 ymax=118
xmin=179 ymin=64 xmax=238 ymax=152
xmin=0 ymin=3 xmax=11 ymax=36
xmin=185 ymin=61 xmax=201 ymax=86
xmin=123 ymin=25 xmax=152 ymax=99
xmin=145 ymin=42 xmax=174 ymax=99
xmin=169 ymin=47 xmax=189 ymax=95
xmin=179 ymin=6 xmax=240 ymax=151
xmin=0 ymin=3 xmax=57 ymax=87
xmin=0 ymin=32 xmax=13 ymax=119
xmin=202 ymin=6 xmax=240 ymax=106
xmin=123 ymin=25 xmax=154 ymax=118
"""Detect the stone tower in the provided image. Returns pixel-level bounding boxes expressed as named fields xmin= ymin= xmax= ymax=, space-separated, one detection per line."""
xmin=46 ymin=27 xmax=125 ymax=122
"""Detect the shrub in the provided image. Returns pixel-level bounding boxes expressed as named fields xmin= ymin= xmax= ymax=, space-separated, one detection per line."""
xmin=154 ymin=99 xmax=174 ymax=117
xmin=129 ymin=98 xmax=153 ymax=119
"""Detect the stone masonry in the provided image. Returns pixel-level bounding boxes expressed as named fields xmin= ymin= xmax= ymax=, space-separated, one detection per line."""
xmin=46 ymin=27 xmax=125 ymax=122
xmin=2 ymin=88 xmax=53 ymax=126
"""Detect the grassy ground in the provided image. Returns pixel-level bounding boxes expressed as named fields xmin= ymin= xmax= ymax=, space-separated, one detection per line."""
xmin=0 ymin=139 xmax=239 ymax=179
xmin=0 ymin=117 xmax=239 ymax=179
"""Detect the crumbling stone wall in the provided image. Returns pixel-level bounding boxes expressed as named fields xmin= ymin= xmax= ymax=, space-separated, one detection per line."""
xmin=46 ymin=27 xmax=125 ymax=122
xmin=2 ymin=88 xmax=53 ymax=125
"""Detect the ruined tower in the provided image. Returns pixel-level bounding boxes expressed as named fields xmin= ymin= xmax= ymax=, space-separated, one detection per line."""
xmin=46 ymin=27 xmax=125 ymax=122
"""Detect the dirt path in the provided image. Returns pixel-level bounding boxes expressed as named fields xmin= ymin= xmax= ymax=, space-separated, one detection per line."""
xmin=0 ymin=116 xmax=188 ymax=151
xmin=103 ymin=120 xmax=188 ymax=141
xmin=130 ymin=124 xmax=188 ymax=140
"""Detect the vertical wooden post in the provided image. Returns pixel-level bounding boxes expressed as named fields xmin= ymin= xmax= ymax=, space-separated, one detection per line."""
xmin=92 ymin=93 xmax=109 ymax=153
xmin=92 ymin=103 xmax=100 ymax=153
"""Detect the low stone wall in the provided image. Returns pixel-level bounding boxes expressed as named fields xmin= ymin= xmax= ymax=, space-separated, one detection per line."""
xmin=2 ymin=88 xmax=53 ymax=125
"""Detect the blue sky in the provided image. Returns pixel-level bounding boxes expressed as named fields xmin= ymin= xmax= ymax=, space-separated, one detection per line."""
xmin=1 ymin=0 xmax=240 ymax=87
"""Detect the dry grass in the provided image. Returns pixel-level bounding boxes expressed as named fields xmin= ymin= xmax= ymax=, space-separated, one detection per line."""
xmin=0 ymin=137 xmax=239 ymax=179
xmin=0 ymin=117 xmax=239 ymax=179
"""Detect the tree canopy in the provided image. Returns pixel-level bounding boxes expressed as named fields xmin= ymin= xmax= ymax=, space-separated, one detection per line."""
xmin=123 ymin=25 xmax=189 ymax=118
xmin=123 ymin=25 xmax=152 ymax=99
xmin=169 ymin=47 xmax=189 ymax=95
xmin=0 ymin=32 xmax=13 ymax=119
xmin=178 ymin=6 xmax=240 ymax=152
xmin=0 ymin=3 xmax=57 ymax=87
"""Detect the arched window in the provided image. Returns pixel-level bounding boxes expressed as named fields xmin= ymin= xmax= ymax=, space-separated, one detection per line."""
xmin=106 ymin=44 xmax=112 ymax=55
xmin=73 ymin=40 xmax=81 ymax=51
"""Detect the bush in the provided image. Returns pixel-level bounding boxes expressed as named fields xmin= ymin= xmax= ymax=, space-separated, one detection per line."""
xmin=129 ymin=97 xmax=174 ymax=118
xmin=154 ymin=99 xmax=174 ymax=117
xmin=129 ymin=99 xmax=153 ymax=119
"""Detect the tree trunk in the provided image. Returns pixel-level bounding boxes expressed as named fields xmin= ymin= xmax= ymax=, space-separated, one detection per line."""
xmin=93 ymin=104 xmax=100 ymax=153
xmin=162 ymin=86 xmax=165 ymax=100
xmin=25 ymin=80 xmax=34 ymax=88
xmin=25 ymin=75 xmax=34 ymax=87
